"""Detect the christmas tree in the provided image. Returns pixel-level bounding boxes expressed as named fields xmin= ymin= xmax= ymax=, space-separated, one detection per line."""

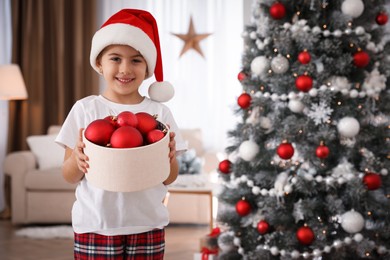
xmin=216 ymin=0 xmax=390 ymax=259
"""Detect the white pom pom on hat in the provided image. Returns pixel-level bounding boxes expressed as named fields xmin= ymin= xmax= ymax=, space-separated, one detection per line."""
xmin=90 ymin=9 xmax=174 ymax=102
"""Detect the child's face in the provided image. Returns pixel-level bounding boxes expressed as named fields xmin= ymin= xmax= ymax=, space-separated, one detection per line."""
xmin=97 ymin=44 xmax=148 ymax=103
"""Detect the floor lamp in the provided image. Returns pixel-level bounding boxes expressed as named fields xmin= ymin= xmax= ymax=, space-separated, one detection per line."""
xmin=0 ymin=64 xmax=28 ymax=215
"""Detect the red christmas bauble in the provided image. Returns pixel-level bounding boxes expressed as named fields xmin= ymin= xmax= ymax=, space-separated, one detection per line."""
xmin=316 ymin=143 xmax=330 ymax=159
xmin=353 ymin=51 xmax=370 ymax=68
xmin=146 ymin=129 xmax=165 ymax=144
xmin=277 ymin=142 xmax=294 ymax=160
xmin=296 ymin=226 xmax=315 ymax=245
xmin=295 ymin=75 xmax=313 ymax=92
xmin=110 ymin=126 xmax=143 ymax=148
xmin=235 ymin=199 xmax=251 ymax=216
xmin=376 ymin=12 xmax=388 ymax=25
xmin=104 ymin=115 xmax=118 ymax=128
xmin=298 ymin=51 xmax=311 ymax=64
xmin=135 ymin=112 xmax=158 ymax=134
xmin=257 ymin=220 xmax=270 ymax=234
xmin=363 ymin=172 xmax=382 ymax=190
xmin=238 ymin=93 xmax=252 ymax=109
xmin=238 ymin=71 xmax=247 ymax=81
xmin=116 ymin=111 xmax=138 ymax=128
xmin=85 ymin=119 xmax=116 ymax=146
xmin=269 ymin=2 xmax=286 ymax=20
xmin=219 ymin=159 xmax=232 ymax=174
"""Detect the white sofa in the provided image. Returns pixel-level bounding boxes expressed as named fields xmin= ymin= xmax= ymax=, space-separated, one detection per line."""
xmin=4 ymin=126 xmax=218 ymax=225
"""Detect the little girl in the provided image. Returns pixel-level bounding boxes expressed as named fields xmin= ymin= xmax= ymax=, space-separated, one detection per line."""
xmin=56 ymin=9 xmax=187 ymax=259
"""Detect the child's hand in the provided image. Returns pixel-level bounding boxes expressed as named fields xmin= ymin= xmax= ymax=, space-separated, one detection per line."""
xmin=74 ymin=128 xmax=89 ymax=173
xmin=168 ymin=131 xmax=177 ymax=163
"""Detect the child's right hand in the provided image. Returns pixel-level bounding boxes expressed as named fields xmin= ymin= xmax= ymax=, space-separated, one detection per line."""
xmin=74 ymin=128 xmax=89 ymax=173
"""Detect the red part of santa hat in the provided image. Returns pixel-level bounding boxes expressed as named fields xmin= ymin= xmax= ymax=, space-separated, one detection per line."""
xmin=90 ymin=9 xmax=174 ymax=102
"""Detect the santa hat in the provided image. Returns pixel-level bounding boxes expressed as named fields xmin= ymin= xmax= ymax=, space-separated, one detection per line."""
xmin=90 ymin=9 xmax=174 ymax=102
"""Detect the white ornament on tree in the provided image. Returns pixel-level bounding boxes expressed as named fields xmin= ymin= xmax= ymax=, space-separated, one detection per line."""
xmin=341 ymin=210 xmax=365 ymax=233
xmin=288 ymin=99 xmax=305 ymax=113
xmin=239 ymin=140 xmax=260 ymax=161
xmin=341 ymin=0 xmax=364 ymax=18
xmin=251 ymin=56 xmax=269 ymax=76
xmin=271 ymin=54 xmax=289 ymax=74
xmin=337 ymin=117 xmax=360 ymax=138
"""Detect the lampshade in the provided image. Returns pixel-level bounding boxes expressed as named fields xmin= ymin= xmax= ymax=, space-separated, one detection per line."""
xmin=0 ymin=64 xmax=28 ymax=100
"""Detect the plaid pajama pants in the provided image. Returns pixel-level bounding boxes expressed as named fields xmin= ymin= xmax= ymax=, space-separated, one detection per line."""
xmin=74 ymin=229 xmax=165 ymax=260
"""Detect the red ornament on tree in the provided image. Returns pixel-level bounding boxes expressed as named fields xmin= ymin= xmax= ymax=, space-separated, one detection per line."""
xmin=316 ymin=142 xmax=330 ymax=159
xmin=269 ymin=2 xmax=286 ymax=20
xmin=219 ymin=159 xmax=232 ymax=174
xmin=277 ymin=142 xmax=294 ymax=160
xmin=235 ymin=199 xmax=251 ymax=216
xmin=295 ymin=75 xmax=313 ymax=92
xmin=376 ymin=12 xmax=388 ymax=25
xmin=353 ymin=51 xmax=370 ymax=68
xmin=237 ymin=71 xmax=247 ymax=81
xmin=237 ymin=93 xmax=252 ymax=109
xmin=296 ymin=226 xmax=315 ymax=245
xmin=363 ymin=172 xmax=382 ymax=190
xmin=257 ymin=220 xmax=270 ymax=234
xmin=298 ymin=50 xmax=311 ymax=64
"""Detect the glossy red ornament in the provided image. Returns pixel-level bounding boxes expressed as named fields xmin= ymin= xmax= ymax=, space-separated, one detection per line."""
xmin=376 ymin=12 xmax=388 ymax=25
xmin=298 ymin=51 xmax=311 ymax=64
xmin=237 ymin=93 xmax=252 ymax=109
xmin=316 ymin=143 xmax=330 ymax=159
xmin=257 ymin=220 xmax=270 ymax=234
xmin=104 ymin=115 xmax=118 ymax=128
xmin=353 ymin=51 xmax=370 ymax=68
xmin=218 ymin=159 xmax=232 ymax=174
xmin=85 ymin=119 xmax=116 ymax=146
xmin=237 ymin=71 xmax=247 ymax=81
xmin=235 ymin=199 xmax=251 ymax=216
xmin=110 ymin=126 xmax=143 ymax=148
xmin=277 ymin=142 xmax=294 ymax=160
xmin=296 ymin=226 xmax=315 ymax=245
xmin=269 ymin=2 xmax=286 ymax=20
xmin=116 ymin=111 xmax=138 ymax=128
xmin=135 ymin=112 xmax=158 ymax=134
xmin=146 ymin=129 xmax=165 ymax=144
xmin=363 ymin=172 xmax=382 ymax=190
xmin=295 ymin=75 xmax=313 ymax=92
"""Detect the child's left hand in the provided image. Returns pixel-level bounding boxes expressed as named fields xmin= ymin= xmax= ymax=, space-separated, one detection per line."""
xmin=168 ymin=131 xmax=176 ymax=163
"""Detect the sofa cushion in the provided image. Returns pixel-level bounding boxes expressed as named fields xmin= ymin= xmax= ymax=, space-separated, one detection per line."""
xmin=25 ymin=168 xmax=77 ymax=191
xmin=26 ymin=134 xmax=64 ymax=170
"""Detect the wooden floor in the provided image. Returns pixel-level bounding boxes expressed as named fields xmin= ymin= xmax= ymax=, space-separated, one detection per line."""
xmin=0 ymin=220 xmax=209 ymax=260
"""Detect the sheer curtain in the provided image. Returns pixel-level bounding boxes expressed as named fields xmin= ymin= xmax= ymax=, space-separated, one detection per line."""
xmin=97 ymin=0 xmax=244 ymax=153
xmin=0 ymin=0 xmax=12 ymax=213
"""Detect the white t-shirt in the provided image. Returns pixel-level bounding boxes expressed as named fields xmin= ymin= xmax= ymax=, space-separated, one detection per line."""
xmin=55 ymin=95 xmax=187 ymax=235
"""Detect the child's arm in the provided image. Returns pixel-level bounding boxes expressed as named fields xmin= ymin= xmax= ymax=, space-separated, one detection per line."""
xmin=163 ymin=131 xmax=179 ymax=185
xmin=62 ymin=128 xmax=88 ymax=184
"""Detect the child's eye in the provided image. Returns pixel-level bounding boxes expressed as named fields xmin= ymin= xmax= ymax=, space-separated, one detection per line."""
xmin=110 ymin=57 xmax=121 ymax=62
xmin=132 ymin=58 xmax=143 ymax=63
